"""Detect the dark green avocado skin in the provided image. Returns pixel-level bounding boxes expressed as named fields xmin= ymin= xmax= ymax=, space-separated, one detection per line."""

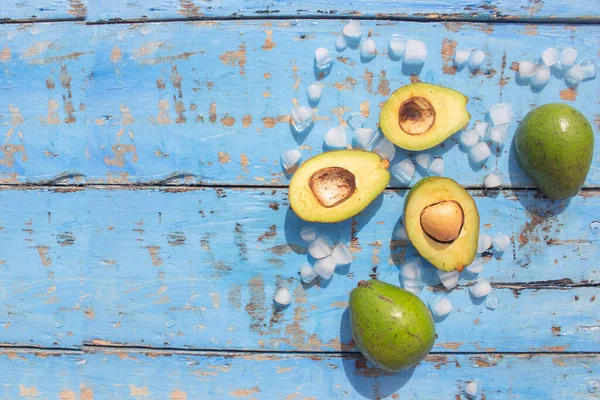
xmin=349 ymin=280 xmax=435 ymax=372
xmin=514 ymin=103 xmax=593 ymax=200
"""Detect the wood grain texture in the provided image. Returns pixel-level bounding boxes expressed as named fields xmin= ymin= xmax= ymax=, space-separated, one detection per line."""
xmin=1 ymin=21 xmax=598 ymax=186
xmin=0 ymin=0 xmax=86 ymax=21
xmin=0 ymin=350 xmax=598 ymax=399
xmin=1 ymin=187 xmax=598 ymax=350
xmin=84 ymin=0 xmax=600 ymax=23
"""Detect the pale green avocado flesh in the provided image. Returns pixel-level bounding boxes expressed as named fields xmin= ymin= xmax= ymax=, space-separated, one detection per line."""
xmin=380 ymin=83 xmax=471 ymax=151
xmin=404 ymin=177 xmax=479 ymax=272
xmin=289 ymin=150 xmax=390 ymax=223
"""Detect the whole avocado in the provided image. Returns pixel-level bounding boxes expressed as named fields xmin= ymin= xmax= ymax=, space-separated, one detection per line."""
xmin=514 ymin=104 xmax=593 ymax=200
xmin=349 ymin=279 xmax=435 ymax=372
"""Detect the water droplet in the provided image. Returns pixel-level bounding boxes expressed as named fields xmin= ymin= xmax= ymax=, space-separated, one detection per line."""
xmin=588 ymin=380 xmax=599 ymax=393
xmin=590 ymin=221 xmax=600 ymax=235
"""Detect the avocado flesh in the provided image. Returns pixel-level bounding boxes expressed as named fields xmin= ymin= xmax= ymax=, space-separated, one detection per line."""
xmin=404 ymin=177 xmax=479 ymax=272
xmin=350 ymin=279 xmax=435 ymax=372
xmin=380 ymin=83 xmax=471 ymax=151
xmin=289 ymin=150 xmax=390 ymax=223
xmin=515 ymin=103 xmax=594 ymax=200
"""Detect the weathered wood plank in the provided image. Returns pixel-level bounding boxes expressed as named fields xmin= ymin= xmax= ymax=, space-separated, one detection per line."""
xmin=85 ymin=0 xmax=600 ymax=23
xmin=1 ymin=187 xmax=598 ymax=349
xmin=0 ymin=1 xmax=86 ymax=22
xmin=0 ymin=23 xmax=90 ymax=184
xmin=0 ymin=350 xmax=598 ymax=398
xmin=1 ymin=21 xmax=598 ymax=186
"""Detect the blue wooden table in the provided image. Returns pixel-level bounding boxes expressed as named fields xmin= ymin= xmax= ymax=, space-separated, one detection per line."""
xmin=0 ymin=1 xmax=599 ymax=398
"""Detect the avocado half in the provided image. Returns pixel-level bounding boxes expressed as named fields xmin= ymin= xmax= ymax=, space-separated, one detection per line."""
xmin=289 ymin=150 xmax=390 ymax=223
xmin=380 ymin=83 xmax=471 ymax=151
xmin=404 ymin=177 xmax=479 ymax=272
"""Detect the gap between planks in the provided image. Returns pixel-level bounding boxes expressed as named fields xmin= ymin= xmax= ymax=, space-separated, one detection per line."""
xmin=0 ymin=184 xmax=599 ymax=192
xmin=0 ymin=344 xmax=598 ymax=357
xmin=2 ymin=15 xmax=600 ymax=25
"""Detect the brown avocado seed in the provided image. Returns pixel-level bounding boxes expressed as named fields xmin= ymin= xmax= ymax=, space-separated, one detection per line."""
xmin=309 ymin=167 xmax=356 ymax=208
xmin=420 ymin=200 xmax=464 ymax=243
xmin=398 ymin=96 xmax=436 ymax=135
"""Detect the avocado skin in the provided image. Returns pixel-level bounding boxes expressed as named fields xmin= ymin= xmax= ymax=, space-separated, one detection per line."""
xmin=514 ymin=104 xmax=593 ymax=200
xmin=349 ymin=279 xmax=435 ymax=372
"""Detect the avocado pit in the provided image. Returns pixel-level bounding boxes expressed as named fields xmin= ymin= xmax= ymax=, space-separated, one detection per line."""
xmin=398 ymin=96 xmax=436 ymax=135
xmin=420 ymin=200 xmax=464 ymax=243
xmin=309 ymin=167 xmax=356 ymax=208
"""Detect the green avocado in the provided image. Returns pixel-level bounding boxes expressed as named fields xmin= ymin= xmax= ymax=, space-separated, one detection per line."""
xmin=404 ymin=177 xmax=479 ymax=272
xmin=289 ymin=150 xmax=390 ymax=223
xmin=379 ymin=83 xmax=471 ymax=151
xmin=349 ymin=279 xmax=435 ymax=372
xmin=514 ymin=103 xmax=594 ymax=200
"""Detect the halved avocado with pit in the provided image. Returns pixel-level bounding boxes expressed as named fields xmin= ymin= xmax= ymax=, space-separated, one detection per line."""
xmin=380 ymin=83 xmax=471 ymax=151
xmin=289 ymin=150 xmax=390 ymax=223
xmin=404 ymin=177 xmax=479 ymax=272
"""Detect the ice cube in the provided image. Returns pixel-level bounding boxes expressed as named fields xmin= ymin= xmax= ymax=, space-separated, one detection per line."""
xmin=428 ymin=157 xmax=444 ymax=176
xmin=307 ymin=83 xmax=322 ymax=103
xmin=469 ymin=277 xmax=492 ymax=298
xmin=335 ymin=35 xmax=347 ymax=52
xmin=530 ymin=64 xmax=551 ymax=87
xmin=314 ymin=255 xmax=337 ymax=279
xmin=429 ymin=296 xmax=453 ymax=318
xmin=489 ymin=103 xmax=513 ymax=125
xmin=343 ymin=20 xmax=361 ymax=39
xmin=560 ymin=47 xmax=577 ymax=68
xmin=324 ymin=126 xmax=348 ymax=148
xmin=581 ymin=60 xmax=598 ymax=79
xmin=331 ymin=243 xmax=353 ymax=265
xmin=299 ymin=264 xmax=317 ymax=284
xmin=401 ymin=259 xmax=422 ymax=280
xmin=485 ymin=295 xmax=499 ymax=310
xmin=309 ymin=235 xmax=333 ymax=259
xmin=487 ymin=124 xmax=509 ymax=146
xmin=290 ymin=106 xmax=314 ymax=131
xmin=541 ymin=47 xmax=559 ymax=66
xmin=403 ymin=39 xmax=427 ymax=65
xmin=360 ymin=38 xmax=377 ymax=59
xmin=468 ymin=49 xmax=485 ymax=69
xmin=493 ymin=233 xmax=511 ymax=252
xmin=454 ymin=48 xmax=471 ymax=67
xmin=415 ymin=153 xmax=430 ymax=170
xmin=565 ymin=64 xmax=585 ymax=86
xmin=273 ymin=287 xmax=291 ymax=306
xmin=466 ymin=257 xmax=486 ymax=274
xmin=388 ymin=36 xmax=406 ymax=59
xmin=353 ymin=128 xmax=378 ymax=149
xmin=315 ymin=47 xmax=333 ymax=69
xmin=518 ymin=61 xmax=536 ymax=77
xmin=460 ymin=129 xmax=479 ymax=148
xmin=469 ymin=141 xmax=491 ymax=164
xmin=403 ymin=279 xmax=423 ymax=295
xmin=346 ymin=112 xmax=366 ymax=130
xmin=477 ymin=234 xmax=493 ymax=253
xmin=474 ymin=122 xmax=489 ymax=139
xmin=300 ymin=226 xmax=318 ymax=243
xmin=393 ymin=223 xmax=408 ymax=241
xmin=483 ymin=170 xmax=503 ymax=188
xmin=391 ymin=158 xmax=415 ymax=184
xmin=464 ymin=381 xmax=480 ymax=399
xmin=438 ymin=270 xmax=459 ymax=290
xmin=371 ymin=136 xmax=396 ymax=161
xmin=281 ymin=149 xmax=302 ymax=174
